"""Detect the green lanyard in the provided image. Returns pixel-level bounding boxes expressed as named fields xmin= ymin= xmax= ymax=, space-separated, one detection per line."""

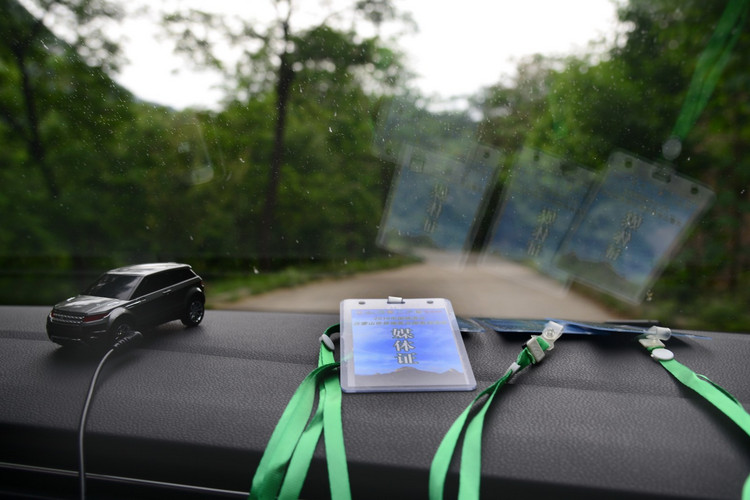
xmin=429 ymin=323 xmax=750 ymax=500
xmin=669 ymin=0 xmax=750 ymax=144
xmin=663 ymin=0 xmax=750 ymax=159
xmin=249 ymin=324 xmax=350 ymax=500
xmin=429 ymin=321 xmax=564 ymax=500
xmin=247 ymin=322 xmax=749 ymax=499
xmin=638 ymin=328 xmax=750 ymax=500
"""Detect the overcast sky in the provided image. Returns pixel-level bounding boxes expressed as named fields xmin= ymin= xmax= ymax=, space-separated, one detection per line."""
xmin=113 ymin=0 xmax=620 ymax=110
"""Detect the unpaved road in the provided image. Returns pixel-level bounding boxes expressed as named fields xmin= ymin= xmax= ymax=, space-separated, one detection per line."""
xmin=210 ymin=259 xmax=619 ymax=321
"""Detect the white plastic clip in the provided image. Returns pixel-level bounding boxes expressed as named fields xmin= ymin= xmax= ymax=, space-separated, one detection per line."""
xmin=650 ymin=348 xmax=675 ymax=361
xmin=637 ymin=326 xmax=672 ymax=350
xmin=637 ymin=334 xmax=664 ymax=349
xmin=646 ymin=326 xmax=671 ymax=340
xmin=541 ymin=321 xmax=564 ymax=348
xmin=508 ymin=362 xmax=521 ymax=375
xmin=387 ymin=296 xmax=405 ymax=304
xmin=526 ymin=337 xmax=546 ymax=363
xmin=526 ymin=321 xmax=564 ymax=364
xmin=319 ymin=334 xmax=335 ymax=352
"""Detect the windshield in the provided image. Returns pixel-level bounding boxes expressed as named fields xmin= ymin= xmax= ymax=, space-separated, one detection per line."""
xmin=83 ymin=274 xmax=140 ymax=300
xmin=2 ymin=0 xmax=748 ymax=332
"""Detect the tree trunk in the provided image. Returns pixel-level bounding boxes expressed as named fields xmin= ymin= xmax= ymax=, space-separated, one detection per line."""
xmin=11 ymin=39 xmax=59 ymax=199
xmin=259 ymin=21 xmax=294 ymax=267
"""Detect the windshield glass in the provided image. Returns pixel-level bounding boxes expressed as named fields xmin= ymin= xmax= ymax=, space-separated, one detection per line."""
xmin=83 ymin=274 xmax=140 ymax=300
xmin=2 ymin=0 xmax=748 ymax=332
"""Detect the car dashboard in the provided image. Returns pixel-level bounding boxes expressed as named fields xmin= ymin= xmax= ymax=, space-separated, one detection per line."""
xmin=1 ymin=305 xmax=749 ymax=499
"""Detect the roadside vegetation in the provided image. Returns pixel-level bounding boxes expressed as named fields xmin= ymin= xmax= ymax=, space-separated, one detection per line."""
xmin=1 ymin=0 xmax=748 ymax=330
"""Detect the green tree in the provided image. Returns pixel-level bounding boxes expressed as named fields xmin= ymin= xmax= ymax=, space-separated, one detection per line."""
xmin=0 ymin=0 xmax=139 ymax=290
xmin=474 ymin=0 xmax=750 ymax=328
xmin=162 ymin=0 xmax=409 ymax=263
xmin=0 ymin=0 xmax=124 ymax=199
xmin=474 ymin=55 xmax=556 ymax=159
xmin=557 ymin=0 xmax=749 ymax=305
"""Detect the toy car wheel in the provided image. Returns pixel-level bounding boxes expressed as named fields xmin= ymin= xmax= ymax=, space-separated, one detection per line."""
xmin=111 ymin=319 xmax=134 ymax=343
xmin=182 ymin=295 xmax=205 ymax=326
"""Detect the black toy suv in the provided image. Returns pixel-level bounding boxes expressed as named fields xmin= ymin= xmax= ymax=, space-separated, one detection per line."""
xmin=47 ymin=263 xmax=205 ymax=347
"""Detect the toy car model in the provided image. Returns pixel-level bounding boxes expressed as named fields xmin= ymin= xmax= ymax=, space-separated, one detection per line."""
xmin=46 ymin=263 xmax=205 ymax=347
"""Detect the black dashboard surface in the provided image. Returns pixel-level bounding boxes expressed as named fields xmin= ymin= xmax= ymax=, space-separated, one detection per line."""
xmin=1 ymin=305 xmax=749 ymax=499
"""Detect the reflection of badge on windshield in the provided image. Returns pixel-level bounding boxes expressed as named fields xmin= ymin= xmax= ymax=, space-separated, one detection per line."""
xmin=554 ymin=151 xmax=714 ymax=303
xmin=482 ymin=148 xmax=597 ymax=282
xmin=376 ymin=144 xmax=500 ymax=263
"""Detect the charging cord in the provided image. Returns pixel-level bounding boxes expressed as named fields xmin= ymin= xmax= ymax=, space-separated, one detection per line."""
xmin=78 ymin=330 xmax=143 ymax=500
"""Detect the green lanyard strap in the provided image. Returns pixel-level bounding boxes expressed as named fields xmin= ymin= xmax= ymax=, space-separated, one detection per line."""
xmin=638 ymin=328 xmax=750 ymax=500
xmin=429 ymin=321 xmax=564 ymax=500
xmin=670 ymin=0 xmax=750 ymax=143
xmin=249 ymin=324 xmax=351 ymax=500
xmin=663 ymin=0 xmax=750 ymax=159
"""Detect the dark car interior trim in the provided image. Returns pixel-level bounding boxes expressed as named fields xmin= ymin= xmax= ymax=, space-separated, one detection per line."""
xmin=2 ymin=306 xmax=749 ymax=499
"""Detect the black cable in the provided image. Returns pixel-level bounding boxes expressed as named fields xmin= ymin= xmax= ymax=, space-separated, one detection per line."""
xmin=78 ymin=331 xmax=143 ymax=500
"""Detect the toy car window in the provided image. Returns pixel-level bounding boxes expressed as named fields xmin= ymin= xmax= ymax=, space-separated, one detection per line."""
xmin=166 ymin=268 xmax=195 ymax=284
xmin=133 ymin=275 xmax=164 ymax=298
xmin=84 ymin=274 xmax=141 ymax=300
xmin=134 ymin=271 xmax=185 ymax=298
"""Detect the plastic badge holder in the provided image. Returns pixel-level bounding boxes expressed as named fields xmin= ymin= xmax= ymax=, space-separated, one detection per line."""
xmin=480 ymin=318 xmax=651 ymax=336
xmin=339 ymin=298 xmax=476 ymax=393
xmin=481 ymin=318 xmax=710 ymax=340
xmin=554 ymin=151 xmax=714 ymax=303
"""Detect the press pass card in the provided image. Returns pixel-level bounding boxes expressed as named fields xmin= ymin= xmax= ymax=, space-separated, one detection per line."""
xmin=480 ymin=318 xmax=652 ymax=336
xmin=554 ymin=151 xmax=714 ymax=303
xmin=340 ymin=298 xmax=476 ymax=393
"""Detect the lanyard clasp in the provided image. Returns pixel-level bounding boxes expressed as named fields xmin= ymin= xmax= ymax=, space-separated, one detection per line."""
xmin=525 ymin=321 xmax=564 ymax=364
xmin=637 ymin=326 xmax=674 ymax=361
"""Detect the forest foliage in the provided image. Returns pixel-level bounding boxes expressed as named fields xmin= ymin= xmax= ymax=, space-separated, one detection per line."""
xmin=1 ymin=0 xmax=748 ymax=330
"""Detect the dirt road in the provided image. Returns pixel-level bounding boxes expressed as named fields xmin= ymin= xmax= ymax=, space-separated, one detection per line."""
xmin=210 ymin=259 xmax=618 ymax=321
